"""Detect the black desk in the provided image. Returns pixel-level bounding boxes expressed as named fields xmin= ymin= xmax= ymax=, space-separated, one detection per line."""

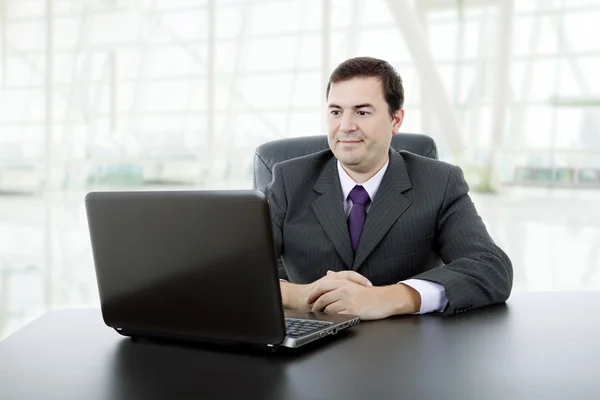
xmin=1 ymin=291 xmax=600 ymax=400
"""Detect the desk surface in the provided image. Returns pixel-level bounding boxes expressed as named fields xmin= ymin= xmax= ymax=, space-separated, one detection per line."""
xmin=1 ymin=291 xmax=600 ymax=400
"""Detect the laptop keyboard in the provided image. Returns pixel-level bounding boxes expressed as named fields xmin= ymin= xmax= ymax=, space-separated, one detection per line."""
xmin=285 ymin=318 xmax=332 ymax=338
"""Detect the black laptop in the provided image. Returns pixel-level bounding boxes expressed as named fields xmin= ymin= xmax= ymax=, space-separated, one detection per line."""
xmin=85 ymin=189 xmax=359 ymax=349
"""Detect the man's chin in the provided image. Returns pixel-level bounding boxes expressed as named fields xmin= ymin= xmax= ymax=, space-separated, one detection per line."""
xmin=337 ymin=154 xmax=363 ymax=167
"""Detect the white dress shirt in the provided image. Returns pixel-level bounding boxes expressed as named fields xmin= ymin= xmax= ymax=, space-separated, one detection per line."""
xmin=337 ymin=160 xmax=449 ymax=314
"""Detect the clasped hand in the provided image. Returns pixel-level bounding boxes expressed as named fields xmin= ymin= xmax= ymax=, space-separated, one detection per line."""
xmin=304 ymin=271 xmax=396 ymax=320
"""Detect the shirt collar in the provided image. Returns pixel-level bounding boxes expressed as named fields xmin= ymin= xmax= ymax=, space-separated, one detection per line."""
xmin=337 ymin=158 xmax=389 ymax=202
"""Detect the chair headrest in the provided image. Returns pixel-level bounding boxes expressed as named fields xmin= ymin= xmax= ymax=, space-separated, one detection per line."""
xmin=253 ymin=133 xmax=438 ymax=191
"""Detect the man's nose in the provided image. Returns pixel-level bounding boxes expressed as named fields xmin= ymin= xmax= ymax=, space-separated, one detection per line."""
xmin=340 ymin=114 xmax=357 ymax=132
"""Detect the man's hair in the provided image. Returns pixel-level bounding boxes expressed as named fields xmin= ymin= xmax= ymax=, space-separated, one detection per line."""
xmin=325 ymin=56 xmax=404 ymax=118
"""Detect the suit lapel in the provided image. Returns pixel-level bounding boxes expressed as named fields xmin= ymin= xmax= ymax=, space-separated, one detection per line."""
xmin=311 ymin=156 xmax=354 ymax=269
xmin=352 ymin=150 xmax=413 ymax=271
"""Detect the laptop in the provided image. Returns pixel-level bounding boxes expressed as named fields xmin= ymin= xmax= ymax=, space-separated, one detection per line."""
xmin=85 ymin=189 xmax=359 ymax=349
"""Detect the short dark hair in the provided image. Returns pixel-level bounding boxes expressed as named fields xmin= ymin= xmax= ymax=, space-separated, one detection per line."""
xmin=326 ymin=56 xmax=404 ymax=118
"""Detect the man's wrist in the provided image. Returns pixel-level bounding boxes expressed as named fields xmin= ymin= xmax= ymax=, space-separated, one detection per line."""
xmin=384 ymin=283 xmax=422 ymax=316
xmin=280 ymin=281 xmax=311 ymax=310
xmin=280 ymin=281 xmax=299 ymax=309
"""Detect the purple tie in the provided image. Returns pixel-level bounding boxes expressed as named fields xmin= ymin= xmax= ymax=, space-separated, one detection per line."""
xmin=348 ymin=185 xmax=370 ymax=252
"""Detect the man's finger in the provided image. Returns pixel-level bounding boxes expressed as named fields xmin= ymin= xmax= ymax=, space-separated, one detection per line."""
xmin=306 ymin=280 xmax=341 ymax=304
xmin=323 ymin=300 xmax=346 ymax=315
xmin=333 ymin=271 xmax=372 ymax=287
xmin=311 ymin=290 xmax=342 ymax=313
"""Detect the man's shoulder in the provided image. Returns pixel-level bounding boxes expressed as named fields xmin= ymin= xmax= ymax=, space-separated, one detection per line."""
xmin=395 ymin=150 xmax=463 ymax=194
xmin=398 ymin=150 xmax=456 ymax=174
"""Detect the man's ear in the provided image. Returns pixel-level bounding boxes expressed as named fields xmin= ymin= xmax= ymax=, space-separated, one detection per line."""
xmin=392 ymin=108 xmax=404 ymax=134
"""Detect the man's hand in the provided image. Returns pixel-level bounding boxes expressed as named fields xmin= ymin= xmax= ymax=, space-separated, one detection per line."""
xmin=306 ymin=276 xmax=422 ymax=320
xmin=280 ymin=270 xmax=373 ymax=312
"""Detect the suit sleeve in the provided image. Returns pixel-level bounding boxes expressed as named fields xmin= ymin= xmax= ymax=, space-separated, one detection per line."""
xmin=412 ymin=165 xmax=513 ymax=315
xmin=264 ymin=163 xmax=289 ymax=281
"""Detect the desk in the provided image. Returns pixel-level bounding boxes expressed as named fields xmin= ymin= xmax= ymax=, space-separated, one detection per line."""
xmin=1 ymin=291 xmax=600 ymax=400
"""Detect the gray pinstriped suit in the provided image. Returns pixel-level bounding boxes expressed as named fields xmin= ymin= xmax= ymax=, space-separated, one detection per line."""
xmin=265 ymin=147 xmax=513 ymax=316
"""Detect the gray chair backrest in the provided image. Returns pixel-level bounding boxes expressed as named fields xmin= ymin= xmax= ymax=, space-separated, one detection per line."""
xmin=253 ymin=133 xmax=438 ymax=192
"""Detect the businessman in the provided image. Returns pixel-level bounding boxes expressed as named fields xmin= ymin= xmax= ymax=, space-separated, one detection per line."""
xmin=265 ymin=57 xmax=513 ymax=319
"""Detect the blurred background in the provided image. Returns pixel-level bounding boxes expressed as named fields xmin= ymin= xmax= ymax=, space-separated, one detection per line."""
xmin=1 ymin=0 xmax=599 ymax=339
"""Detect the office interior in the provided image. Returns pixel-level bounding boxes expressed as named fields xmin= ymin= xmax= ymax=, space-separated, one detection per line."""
xmin=0 ymin=0 xmax=599 ymax=340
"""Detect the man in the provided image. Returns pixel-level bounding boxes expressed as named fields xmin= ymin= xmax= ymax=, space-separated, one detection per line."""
xmin=265 ymin=57 xmax=512 ymax=320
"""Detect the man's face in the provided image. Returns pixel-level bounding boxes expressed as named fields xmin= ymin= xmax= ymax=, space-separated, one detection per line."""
xmin=327 ymin=77 xmax=404 ymax=174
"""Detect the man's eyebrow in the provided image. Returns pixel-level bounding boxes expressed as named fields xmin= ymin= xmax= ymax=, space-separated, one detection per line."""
xmin=353 ymin=103 xmax=375 ymax=109
xmin=327 ymin=103 xmax=375 ymax=109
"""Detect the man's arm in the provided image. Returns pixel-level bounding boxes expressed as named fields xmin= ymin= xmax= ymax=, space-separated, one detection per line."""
xmin=280 ymin=281 xmax=310 ymax=310
xmin=411 ymin=165 xmax=513 ymax=315
xmin=306 ymin=279 xmax=421 ymax=320
xmin=401 ymin=279 xmax=448 ymax=314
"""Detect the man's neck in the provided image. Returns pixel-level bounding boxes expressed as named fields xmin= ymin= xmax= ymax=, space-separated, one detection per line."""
xmin=341 ymin=157 xmax=389 ymax=184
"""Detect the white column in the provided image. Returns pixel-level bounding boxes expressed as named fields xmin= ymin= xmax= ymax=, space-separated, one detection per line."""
xmin=321 ymin=0 xmax=331 ymax=135
xmin=45 ymin=0 xmax=55 ymax=190
xmin=109 ymin=50 xmax=117 ymax=135
xmin=384 ymin=0 xmax=466 ymax=163
xmin=1 ymin=0 xmax=6 ymax=87
xmin=207 ymin=0 xmax=250 ymax=186
xmin=206 ymin=0 xmax=215 ymax=164
xmin=488 ymin=0 xmax=514 ymax=192
xmin=414 ymin=1 xmax=432 ymax=135
xmin=43 ymin=0 xmax=55 ymax=309
xmin=346 ymin=0 xmax=361 ymax=58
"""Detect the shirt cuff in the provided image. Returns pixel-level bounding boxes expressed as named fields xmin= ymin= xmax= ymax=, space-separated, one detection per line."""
xmin=400 ymin=279 xmax=448 ymax=314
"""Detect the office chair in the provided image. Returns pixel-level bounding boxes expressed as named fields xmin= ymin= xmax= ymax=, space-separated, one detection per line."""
xmin=253 ymin=133 xmax=438 ymax=192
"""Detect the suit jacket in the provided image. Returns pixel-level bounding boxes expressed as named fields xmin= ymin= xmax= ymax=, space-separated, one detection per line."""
xmin=265 ymin=148 xmax=513 ymax=315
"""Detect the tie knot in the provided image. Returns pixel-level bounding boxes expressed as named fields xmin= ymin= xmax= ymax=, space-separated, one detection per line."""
xmin=348 ymin=185 xmax=370 ymax=206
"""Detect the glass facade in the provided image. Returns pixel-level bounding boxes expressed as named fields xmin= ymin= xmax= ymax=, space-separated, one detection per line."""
xmin=1 ymin=0 xmax=599 ymax=339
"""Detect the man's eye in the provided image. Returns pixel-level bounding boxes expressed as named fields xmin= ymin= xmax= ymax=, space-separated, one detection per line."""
xmin=357 ymin=111 xmax=369 ymax=116
xmin=330 ymin=110 xmax=340 ymax=115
